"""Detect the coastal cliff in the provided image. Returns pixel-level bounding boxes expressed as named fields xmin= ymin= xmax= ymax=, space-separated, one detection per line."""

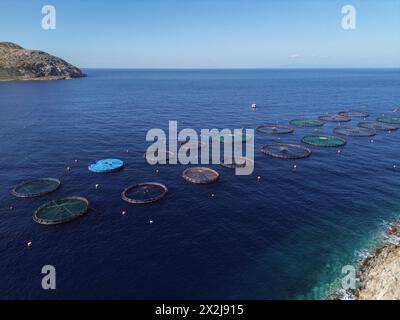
xmin=357 ymin=226 xmax=400 ymax=300
xmin=0 ymin=42 xmax=86 ymax=81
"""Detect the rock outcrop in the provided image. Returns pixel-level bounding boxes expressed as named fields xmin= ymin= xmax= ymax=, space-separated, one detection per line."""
xmin=0 ymin=42 xmax=86 ymax=80
xmin=357 ymin=226 xmax=400 ymax=300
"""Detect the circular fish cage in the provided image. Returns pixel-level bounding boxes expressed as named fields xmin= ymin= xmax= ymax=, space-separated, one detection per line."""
xmin=301 ymin=134 xmax=347 ymax=147
xmin=33 ymin=196 xmax=89 ymax=225
xmin=260 ymin=143 xmax=312 ymax=159
xmin=333 ymin=126 xmax=376 ymax=137
xmin=376 ymin=116 xmax=400 ymax=125
xmin=182 ymin=167 xmax=220 ymax=184
xmin=144 ymin=150 xmax=175 ymax=163
xmin=338 ymin=111 xmax=369 ymax=118
xmin=358 ymin=121 xmax=399 ymax=131
xmin=318 ymin=115 xmax=351 ymax=122
xmin=256 ymin=124 xmax=294 ymax=134
xmin=215 ymin=132 xmax=252 ymax=143
xmin=12 ymin=178 xmax=61 ymax=198
xmin=220 ymin=157 xmax=254 ymax=169
xmin=122 ymin=182 xmax=168 ymax=204
xmin=289 ymin=119 xmax=324 ymax=127
xmin=88 ymin=158 xmax=124 ymax=173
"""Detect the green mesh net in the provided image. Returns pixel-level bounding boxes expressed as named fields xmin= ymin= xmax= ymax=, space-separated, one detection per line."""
xmin=301 ymin=134 xmax=347 ymax=147
xmin=376 ymin=116 xmax=400 ymax=125
xmin=33 ymin=197 xmax=89 ymax=225
xmin=12 ymin=178 xmax=61 ymax=198
xmin=289 ymin=119 xmax=324 ymax=127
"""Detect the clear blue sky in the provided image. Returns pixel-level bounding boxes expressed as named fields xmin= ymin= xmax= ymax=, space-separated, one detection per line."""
xmin=0 ymin=0 xmax=399 ymax=68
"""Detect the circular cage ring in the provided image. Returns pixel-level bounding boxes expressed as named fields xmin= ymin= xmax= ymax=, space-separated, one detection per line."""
xmin=182 ymin=167 xmax=220 ymax=184
xmin=12 ymin=178 xmax=61 ymax=198
xmin=33 ymin=196 xmax=89 ymax=225
xmin=122 ymin=182 xmax=168 ymax=204
xmin=333 ymin=126 xmax=376 ymax=137
xmin=260 ymin=143 xmax=312 ymax=160
xmin=289 ymin=119 xmax=324 ymax=128
xmin=220 ymin=157 xmax=254 ymax=169
xmin=318 ymin=115 xmax=351 ymax=122
xmin=376 ymin=116 xmax=400 ymax=125
xmin=256 ymin=124 xmax=294 ymax=135
xmin=358 ymin=121 xmax=399 ymax=131
xmin=338 ymin=111 xmax=369 ymax=118
xmin=88 ymin=158 xmax=124 ymax=173
xmin=301 ymin=134 xmax=347 ymax=147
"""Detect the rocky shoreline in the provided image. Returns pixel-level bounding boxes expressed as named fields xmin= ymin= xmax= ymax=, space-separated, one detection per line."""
xmin=356 ymin=225 xmax=400 ymax=300
xmin=0 ymin=42 xmax=86 ymax=81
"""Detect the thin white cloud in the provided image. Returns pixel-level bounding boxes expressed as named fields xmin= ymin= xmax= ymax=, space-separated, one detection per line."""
xmin=289 ymin=54 xmax=301 ymax=59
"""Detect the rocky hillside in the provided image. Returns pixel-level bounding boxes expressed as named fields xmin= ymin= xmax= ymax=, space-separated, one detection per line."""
xmin=0 ymin=42 xmax=86 ymax=80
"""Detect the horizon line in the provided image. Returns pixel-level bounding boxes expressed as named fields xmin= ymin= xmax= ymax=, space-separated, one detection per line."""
xmin=80 ymin=66 xmax=400 ymax=70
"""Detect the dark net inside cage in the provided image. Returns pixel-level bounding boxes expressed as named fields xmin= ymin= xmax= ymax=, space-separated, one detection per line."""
xmin=260 ymin=143 xmax=312 ymax=159
xmin=338 ymin=111 xmax=369 ymax=118
xmin=358 ymin=121 xmax=399 ymax=131
xmin=12 ymin=178 xmax=61 ymax=198
xmin=333 ymin=126 xmax=376 ymax=137
xmin=182 ymin=167 xmax=220 ymax=184
xmin=256 ymin=124 xmax=294 ymax=134
xmin=301 ymin=134 xmax=347 ymax=147
xmin=122 ymin=183 xmax=168 ymax=204
xmin=376 ymin=116 xmax=400 ymax=125
xmin=33 ymin=197 xmax=89 ymax=225
xmin=318 ymin=115 xmax=351 ymax=122
xmin=289 ymin=119 xmax=324 ymax=127
xmin=220 ymin=157 xmax=254 ymax=169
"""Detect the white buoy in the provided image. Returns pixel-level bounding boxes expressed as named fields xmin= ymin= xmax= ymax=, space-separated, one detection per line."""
xmin=66 ymin=166 xmax=71 ymax=172
xmin=149 ymin=220 xmax=154 ymax=224
xmin=122 ymin=211 xmax=126 ymax=215
xmin=95 ymin=184 xmax=99 ymax=189
xmin=251 ymin=103 xmax=257 ymax=109
xmin=257 ymin=175 xmax=261 ymax=181
xmin=293 ymin=164 xmax=297 ymax=170
xmin=27 ymin=241 xmax=32 ymax=248
xmin=74 ymin=159 xmax=78 ymax=163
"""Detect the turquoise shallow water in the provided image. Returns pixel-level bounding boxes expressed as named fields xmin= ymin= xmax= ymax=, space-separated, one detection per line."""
xmin=0 ymin=69 xmax=399 ymax=299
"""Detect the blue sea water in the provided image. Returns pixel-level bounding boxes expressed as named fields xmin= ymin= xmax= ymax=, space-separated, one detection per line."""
xmin=0 ymin=69 xmax=399 ymax=299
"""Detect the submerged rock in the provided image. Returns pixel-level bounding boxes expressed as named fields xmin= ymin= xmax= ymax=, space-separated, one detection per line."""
xmin=0 ymin=42 xmax=86 ymax=81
